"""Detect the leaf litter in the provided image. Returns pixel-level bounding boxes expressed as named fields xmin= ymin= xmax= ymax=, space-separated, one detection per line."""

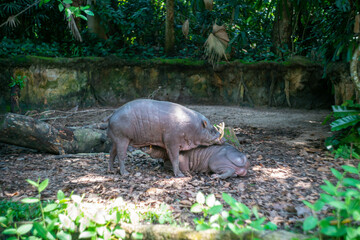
xmin=0 ymin=105 xmax=357 ymax=231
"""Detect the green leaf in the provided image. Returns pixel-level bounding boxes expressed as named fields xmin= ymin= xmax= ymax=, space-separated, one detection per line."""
xmin=4 ymin=237 xmax=17 ymax=240
xmin=190 ymin=203 xmax=203 ymax=213
xmin=114 ymin=229 xmax=126 ymax=239
xmin=353 ymin=210 xmax=360 ymax=221
xmin=57 ymin=190 xmax=65 ymax=200
xmin=321 ymin=180 xmax=337 ymax=195
xmin=264 ymin=222 xmax=277 ymax=231
xmin=250 ymin=217 xmax=266 ymax=230
xmin=196 ymin=192 xmax=205 ymax=205
xmin=303 ymin=216 xmax=318 ymax=231
xmin=206 ymin=194 xmax=216 ymax=207
xmin=332 ymin=105 xmax=360 ymax=117
xmin=44 ymin=203 xmax=58 ymax=212
xmin=79 ymin=231 xmax=96 ymax=238
xmin=331 ymin=168 xmax=343 ymax=180
xmin=2 ymin=228 xmax=17 ymax=235
xmin=343 ymin=178 xmax=360 ymax=187
xmin=330 ymin=115 xmax=360 ymax=131
xmin=228 ymin=222 xmax=249 ymax=235
xmin=346 ymin=227 xmax=360 ymax=239
xmin=342 ymin=165 xmax=359 ymax=174
xmin=320 ymin=193 xmax=336 ymax=203
xmin=38 ymin=179 xmax=49 ymax=192
xmin=33 ymin=222 xmax=48 ymax=239
xmin=0 ymin=216 xmax=7 ymax=223
xmin=26 ymin=179 xmax=39 ymax=188
xmin=222 ymin=193 xmax=236 ymax=206
xmin=328 ymin=201 xmax=347 ymax=210
xmin=252 ymin=206 xmax=259 ymax=219
xmin=131 ymin=232 xmax=143 ymax=239
xmin=321 ymin=226 xmax=337 ymax=236
xmin=303 ymin=200 xmax=315 ymax=210
xmin=196 ymin=223 xmax=211 ymax=231
xmin=47 ymin=219 xmax=57 ymax=232
xmin=17 ymin=223 xmax=33 ymax=235
xmin=78 ymin=14 xmax=87 ymax=21
xmin=321 ymin=225 xmax=347 ymax=237
xmin=314 ymin=200 xmax=325 ymax=211
xmin=57 ymin=231 xmax=72 ymax=240
xmin=58 ymin=3 xmax=64 ymax=12
xmin=62 ymin=0 xmax=73 ymax=4
xmin=71 ymin=195 xmax=82 ymax=204
xmin=84 ymin=9 xmax=94 ymax=16
xmin=208 ymin=205 xmax=222 ymax=215
xmin=21 ymin=197 xmax=40 ymax=204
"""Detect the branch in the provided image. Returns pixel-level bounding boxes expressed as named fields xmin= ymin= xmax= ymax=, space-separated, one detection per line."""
xmin=0 ymin=0 xmax=41 ymax=29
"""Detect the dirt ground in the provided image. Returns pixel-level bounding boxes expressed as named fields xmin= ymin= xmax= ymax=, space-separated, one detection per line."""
xmin=0 ymin=105 xmax=356 ymax=231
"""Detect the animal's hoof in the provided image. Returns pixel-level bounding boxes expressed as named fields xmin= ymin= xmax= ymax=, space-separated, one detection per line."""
xmin=175 ymin=172 xmax=185 ymax=178
xmin=107 ymin=168 xmax=116 ymax=174
xmin=211 ymin=174 xmax=220 ymax=179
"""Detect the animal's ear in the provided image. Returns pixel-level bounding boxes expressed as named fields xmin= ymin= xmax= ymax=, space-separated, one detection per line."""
xmin=202 ymin=120 xmax=207 ymax=128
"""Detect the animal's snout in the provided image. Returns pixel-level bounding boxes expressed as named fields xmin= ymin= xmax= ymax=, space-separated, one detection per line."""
xmin=236 ymin=168 xmax=247 ymax=176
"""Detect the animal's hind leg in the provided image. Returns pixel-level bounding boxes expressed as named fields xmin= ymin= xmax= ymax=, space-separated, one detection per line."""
xmin=108 ymin=142 xmax=117 ymax=172
xmin=114 ymin=137 xmax=130 ymax=176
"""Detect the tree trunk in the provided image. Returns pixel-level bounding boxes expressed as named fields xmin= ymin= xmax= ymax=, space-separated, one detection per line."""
xmin=271 ymin=0 xmax=293 ymax=58
xmin=10 ymin=85 xmax=21 ymax=113
xmin=165 ymin=0 xmax=175 ymax=56
xmin=0 ymin=113 xmax=110 ymax=154
xmin=350 ymin=43 xmax=360 ymax=95
xmin=86 ymin=0 xmax=108 ymax=40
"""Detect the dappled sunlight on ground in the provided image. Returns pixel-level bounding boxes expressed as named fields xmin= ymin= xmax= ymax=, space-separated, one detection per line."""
xmin=0 ymin=105 xmax=354 ymax=231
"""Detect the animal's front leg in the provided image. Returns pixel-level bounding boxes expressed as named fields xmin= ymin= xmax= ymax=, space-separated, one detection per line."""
xmin=211 ymin=169 xmax=235 ymax=179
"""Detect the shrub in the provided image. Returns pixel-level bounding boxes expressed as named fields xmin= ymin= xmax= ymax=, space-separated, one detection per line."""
xmin=324 ymin=100 xmax=360 ymax=159
xmin=303 ymin=164 xmax=360 ymax=239
xmin=190 ymin=192 xmax=276 ymax=237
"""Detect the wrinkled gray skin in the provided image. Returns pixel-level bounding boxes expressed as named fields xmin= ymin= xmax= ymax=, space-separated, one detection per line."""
xmin=107 ymin=99 xmax=225 ymax=177
xmin=142 ymin=144 xmax=250 ymax=179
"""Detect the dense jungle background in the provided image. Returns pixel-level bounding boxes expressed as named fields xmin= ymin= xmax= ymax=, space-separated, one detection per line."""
xmin=1 ymin=0 xmax=359 ymax=64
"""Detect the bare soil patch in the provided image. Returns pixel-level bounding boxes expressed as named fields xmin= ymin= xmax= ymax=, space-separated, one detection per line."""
xmin=0 ymin=105 xmax=356 ymax=231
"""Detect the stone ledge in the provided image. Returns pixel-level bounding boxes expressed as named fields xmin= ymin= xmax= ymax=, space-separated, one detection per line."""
xmin=121 ymin=223 xmax=309 ymax=240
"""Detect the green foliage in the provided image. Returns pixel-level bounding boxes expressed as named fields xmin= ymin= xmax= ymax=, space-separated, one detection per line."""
xmin=0 ymin=0 xmax=336 ymax=60
xmin=303 ymin=164 xmax=360 ymax=239
xmin=141 ymin=204 xmax=174 ymax=224
xmin=0 ymin=178 xmax=171 ymax=240
xmin=324 ymin=100 xmax=360 ymax=159
xmin=9 ymin=75 xmax=27 ymax=89
xmin=190 ymin=192 xmax=276 ymax=237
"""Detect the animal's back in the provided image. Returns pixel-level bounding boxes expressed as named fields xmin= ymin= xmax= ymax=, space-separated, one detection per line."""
xmin=108 ymin=99 xmax=198 ymax=147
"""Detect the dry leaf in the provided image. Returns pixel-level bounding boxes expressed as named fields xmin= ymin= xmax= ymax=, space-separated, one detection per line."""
xmin=203 ymin=0 xmax=213 ymax=10
xmin=182 ymin=20 xmax=189 ymax=39
xmin=179 ymin=200 xmax=192 ymax=206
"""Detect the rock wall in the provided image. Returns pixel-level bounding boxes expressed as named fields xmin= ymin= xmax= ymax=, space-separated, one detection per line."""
xmin=0 ymin=56 xmax=332 ymax=112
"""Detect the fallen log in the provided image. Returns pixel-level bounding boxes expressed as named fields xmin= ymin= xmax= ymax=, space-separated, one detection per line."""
xmin=0 ymin=113 xmax=111 ymax=154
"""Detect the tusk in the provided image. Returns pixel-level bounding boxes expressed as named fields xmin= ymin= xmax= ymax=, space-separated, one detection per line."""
xmin=216 ymin=122 xmax=225 ymax=139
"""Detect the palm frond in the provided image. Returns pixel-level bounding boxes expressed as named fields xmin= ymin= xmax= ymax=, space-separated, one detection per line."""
xmin=204 ymin=23 xmax=229 ymax=67
xmin=182 ymin=19 xmax=189 ymax=39
xmin=6 ymin=16 xmax=20 ymax=28
xmin=65 ymin=4 xmax=83 ymax=42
